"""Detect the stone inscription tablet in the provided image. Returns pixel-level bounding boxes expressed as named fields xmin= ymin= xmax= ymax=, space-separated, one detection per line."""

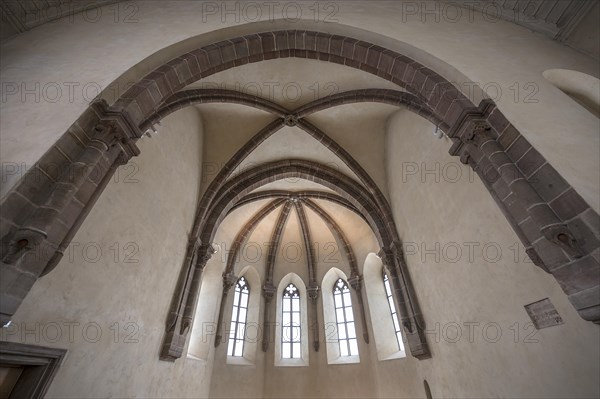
xmin=524 ymin=298 xmax=564 ymax=329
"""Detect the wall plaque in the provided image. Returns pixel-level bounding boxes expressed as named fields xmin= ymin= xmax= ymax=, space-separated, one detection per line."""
xmin=524 ymin=298 xmax=564 ymax=329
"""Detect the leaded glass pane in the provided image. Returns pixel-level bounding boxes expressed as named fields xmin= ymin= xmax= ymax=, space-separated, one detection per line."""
xmin=282 ymin=283 xmax=301 ymax=359
xmin=226 ymin=277 xmax=250 ymax=357
xmin=383 ymin=272 xmax=403 ymax=351
xmin=332 ymin=278 xmax=359 ymax=358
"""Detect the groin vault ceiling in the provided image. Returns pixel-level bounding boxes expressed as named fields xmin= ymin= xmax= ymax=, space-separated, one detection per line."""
xmin=194 ymin=57 xmax=394 ymax=296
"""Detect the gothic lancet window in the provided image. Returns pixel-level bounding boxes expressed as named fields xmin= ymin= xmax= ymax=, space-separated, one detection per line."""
xmin=333 ymin=278 xmax=359 ymax=357
xmin=281 ymin=283 xmax=301 ymax=359
xmin=227 ymin=277 xmax=249 ymax=357
xmin=383 ymin=272 xmax=404 ymax=351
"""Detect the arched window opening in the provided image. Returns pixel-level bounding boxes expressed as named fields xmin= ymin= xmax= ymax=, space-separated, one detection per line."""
xmin=363 ymin=253 xmax=405 ymax=361
xmin=227 ymin=277 xmax=249 ymax=357
xmin=282 ymin=283 xmax=301 ymax=359
xmin=333 ymin=278 xmax=359 ymax=357
xmin=383 ymin=272 xmax=404 ymax=352
xmin=275 ymin=274 xmax=309 ymax=366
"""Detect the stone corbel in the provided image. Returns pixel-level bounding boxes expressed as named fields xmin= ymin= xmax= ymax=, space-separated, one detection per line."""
xmin=460 ymin=121 xmax=492 ymax=145
xmin=91 ymin=99 xmax=145 ymax=148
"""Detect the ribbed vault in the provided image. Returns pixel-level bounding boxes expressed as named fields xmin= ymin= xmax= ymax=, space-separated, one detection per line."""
xmin=3 ymin=29 xmax=598 ymax=375
xmin=213 ymin=189 xmax=377 ymax=353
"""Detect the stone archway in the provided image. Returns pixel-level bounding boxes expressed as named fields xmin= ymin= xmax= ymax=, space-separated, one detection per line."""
xmin=163 ymin=159 xmax=427 ymax=360
xmin=1 ymin=31 xmax=597 ymax=357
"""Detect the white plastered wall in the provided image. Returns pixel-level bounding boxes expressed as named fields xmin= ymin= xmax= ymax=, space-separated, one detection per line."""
xmin=1 ymin=2 xmax=599 ymax=398
xmin=1 ymin=107 xmax=210 ymax=398
xmin=384 ymin=108 xmax=600 ymax=399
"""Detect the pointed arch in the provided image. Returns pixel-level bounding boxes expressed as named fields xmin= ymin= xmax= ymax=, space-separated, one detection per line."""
xmin=141 ymin=88 xmax=443 ymax=132
xmin=201 ymin=160 xmax=391 ymax=248
xmin=293 ymin=200 xmax=321 ymax=352
xmin=265 ymin=202 xmax=294 ymax=284
xmin=301 ymin=198 xmax=370 ymax=344
xmin=3 ymin=29 xmax=597 ymax=366
xmin=275 ymin=273 xmax=309 ymax=366
xmin=301 ymin=199 xmax=358 ymax=275
xmin=225 ymin=266 xmax=261 ymax=365
xmin=224 ymin=199 xmax=287 ymax=275
xmin=322 ymin=268 xmax=360 ymax=364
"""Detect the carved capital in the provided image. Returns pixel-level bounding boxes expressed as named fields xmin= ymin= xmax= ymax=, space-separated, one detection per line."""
xmin=378 ymin=240 xmax=403 ymax=267
xmin=262 ymin=283 xmax=277 ymax=301
xmin=348 ymin=274 xmax=362 ymax=291
xmin=91 ymin=99 xmax=144 ymax=140
xmin=390 ymin=240 xmax=404 ymax=257
xmin=114 ymin=148 xmax=133 ymax=166
xmin=460 ymin=121 xmax=492 ymax=146
xmin=459 ymin=147 xmax=471 ymax=165
xmin=188 ymin=236 xmax=202 ymax=251
xmin=377 ymin=247 xmax=393 ymax=267
xmin=90 ymin=121 xmax=116 ymax=144
xmin=222 ymin=272 xmax=238 ymax=291
xmin=307 ymin=284 xmax=319 ymax=300
xmin=195 ymin=243 xmax=215 ymax=269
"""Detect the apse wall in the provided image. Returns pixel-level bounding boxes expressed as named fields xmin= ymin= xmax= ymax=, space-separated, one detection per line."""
xmin=0 ymin=108 xmax=208 ymax=398
xmin=207 ymin=206 xmax=415 ymax=398
xmin=384 ymin=109 xmax=600 ymax=398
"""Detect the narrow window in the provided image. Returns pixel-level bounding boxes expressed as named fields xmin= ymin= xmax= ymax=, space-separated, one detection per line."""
xmin=227 ymin=277 xmax=249 ymax=357
xmin=383 ymin=272 xmax=404 ymax=351
xmin=333 ymin=278 xmax=358 ymax=356
xmin=282 ymin=284 xmax=301 ymax=359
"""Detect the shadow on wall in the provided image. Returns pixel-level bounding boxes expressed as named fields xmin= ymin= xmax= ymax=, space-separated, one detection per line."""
xmin=543 ymin=69 xmax=600 ymax=118
xmin=424 ymin=379 xmax=433 ymax=399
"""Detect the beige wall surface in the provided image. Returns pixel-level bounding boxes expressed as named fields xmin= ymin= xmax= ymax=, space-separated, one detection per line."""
xmin=1 ymin=1 xmax=598 ymax=212
xmin=1 ymin=107 xmax=208 ymax=398
xmin=385 ymin=109 xmax=600 ymax=399
xmin=1 ymin=2 xmax=599 ymax=398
